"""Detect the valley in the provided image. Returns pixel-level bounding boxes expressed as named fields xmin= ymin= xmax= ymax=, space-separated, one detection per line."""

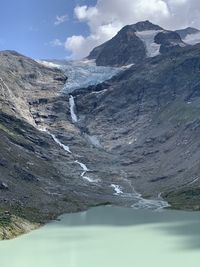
xmin=0 ymin=21 xmax=200 ymax=239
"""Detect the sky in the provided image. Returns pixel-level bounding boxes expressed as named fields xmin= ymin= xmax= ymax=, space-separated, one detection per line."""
xmin=1 ymin=0 xmax=200 ymax=60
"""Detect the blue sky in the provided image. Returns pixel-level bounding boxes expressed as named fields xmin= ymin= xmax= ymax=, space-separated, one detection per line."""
xmin=1 ymin=0 xmax=199 ymax=60
xmin=0 ymin=0 xmax=96 ymax=59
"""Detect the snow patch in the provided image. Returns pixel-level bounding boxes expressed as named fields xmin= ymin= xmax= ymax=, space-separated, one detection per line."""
xmin=136 ymin=30 xmax=162 ymax=57
xmin=183 ymin=32 xmax=200 ymax=45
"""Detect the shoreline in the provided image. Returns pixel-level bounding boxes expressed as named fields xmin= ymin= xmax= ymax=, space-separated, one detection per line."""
xmin=0 ymin=215 xmax=40 ymax=240
xmin=1 ymin=197 xmax=200 ymax=241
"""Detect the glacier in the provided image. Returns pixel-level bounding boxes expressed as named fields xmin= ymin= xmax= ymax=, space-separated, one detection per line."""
xmin=39 ymin=59 xmax=123 ymax=94
xmin=135 ymin=30 xmax=162 ymax=57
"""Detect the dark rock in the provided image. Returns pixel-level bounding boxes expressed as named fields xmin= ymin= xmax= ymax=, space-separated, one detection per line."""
xmin=0 ymin=159 xmax=7 ymax=167
xmin=154 ymin=31 xmax=185 ymax=54
xmin=150 ymin=176 xmax=169 ymax=183
xmin=130 ymin=20 xmax=163 ymax=32
xmin=0 ymin=182 xmax=9 ymax=190
xmin=54 ymin=76 xmax=68 ymax=82
xmin=95 ymin=28 xmax=146 ymax=66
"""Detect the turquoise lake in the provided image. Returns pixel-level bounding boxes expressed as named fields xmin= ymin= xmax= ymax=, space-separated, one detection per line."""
xmin=1 ymin=206 xmax=200 ymax=267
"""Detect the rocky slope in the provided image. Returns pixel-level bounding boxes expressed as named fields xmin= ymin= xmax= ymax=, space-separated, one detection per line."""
xmin=1 ymin=50 xmax=155 ymax=239
xmin=0 ymin=51 xmax=122 ymax=238
xmin=75 ymin=43 xmax=200 ymax=210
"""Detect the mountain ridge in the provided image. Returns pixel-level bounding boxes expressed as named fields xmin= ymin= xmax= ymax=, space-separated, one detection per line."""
xmin=88 ymin=20 xmax=186 ymax=66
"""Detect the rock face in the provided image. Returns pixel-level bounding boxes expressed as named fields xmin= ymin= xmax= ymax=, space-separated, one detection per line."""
xmin=88 ymin=25 xmax=146 ymax=67
xmin=88 ymin=20 xmax=186 ymax=67
xmin=154 ymin=31 xmax=186 ymax=53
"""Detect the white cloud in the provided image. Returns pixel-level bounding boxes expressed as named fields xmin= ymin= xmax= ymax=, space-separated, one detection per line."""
xmin=50 ymin=39 xmax=63 ymax=47
xmin=74 ymin=5 xmax=98 ymax=21
xmin=65 ymin=0 xmax=200 ymax=59
xmin=65 ymin=35 xmax=98 ymax=59
xmin=54 ymin=14 xmax=68 ymax=26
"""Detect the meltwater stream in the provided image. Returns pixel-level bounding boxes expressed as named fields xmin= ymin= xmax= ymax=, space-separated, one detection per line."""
xmin=69 ymin=95 xmax=78 ymax=123
xmin=1 ymin=206 xmax=200 ymax=267
xmin=38 ymin=59 xmax=169 ymax=209
xmin=38 ymin=95 xmax=169 ymax=210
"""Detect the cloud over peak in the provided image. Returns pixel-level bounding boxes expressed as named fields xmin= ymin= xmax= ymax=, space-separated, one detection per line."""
xmin=65 ymin=0 xmax=200 ymax=59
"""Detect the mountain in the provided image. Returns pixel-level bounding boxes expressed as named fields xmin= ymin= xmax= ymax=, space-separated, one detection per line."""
xmin=1 ymin=20 xmax=200 ymax=238
xmin=75 ymin=43 xmax=200 ymax=210
xmin=176 ymin=27 xmax=200 ymax=39
xmin=88 ymin=20 xmax=186 ymax=67
xmin=176 ymin=27 xmax=200 ymax=46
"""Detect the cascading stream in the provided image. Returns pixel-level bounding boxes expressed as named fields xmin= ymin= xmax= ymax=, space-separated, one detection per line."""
xmin=37 ymin=65 xmax=170 ymax=210
xmin=38 ymin=127 xmax=98 ymax=183
xmin=39 ymin=125 xmax=169 ymax=210
xmin=69 ymin=95 xmax=78 ymax=123
xmin=67 ymin=95 xmax=169 ymax=210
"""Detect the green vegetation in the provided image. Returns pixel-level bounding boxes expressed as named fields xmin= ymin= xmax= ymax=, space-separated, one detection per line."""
xmin=164 ymin=188 xmax=200 ymax=211
xmin=0 ymin=213 xmax=11 ymax=227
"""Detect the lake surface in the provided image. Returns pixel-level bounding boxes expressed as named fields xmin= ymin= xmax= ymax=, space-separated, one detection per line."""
xmin=1 ymin=206 xmax=200 ymax=267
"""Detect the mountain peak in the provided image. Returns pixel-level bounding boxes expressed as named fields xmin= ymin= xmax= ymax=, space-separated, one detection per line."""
xmin=119 ymin=20 xmax=163 ymax=35
xmin=131 ymin=20 xmax=163 ymax=32
xmin=88 ymin=20 xmax=185 ymax=67
xmin=176 ymin=27 xmax=200 ymax=39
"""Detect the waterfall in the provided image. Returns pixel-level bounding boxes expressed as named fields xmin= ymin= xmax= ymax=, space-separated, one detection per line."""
xmin=69 ymin=95 xmax=78 ymax=123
